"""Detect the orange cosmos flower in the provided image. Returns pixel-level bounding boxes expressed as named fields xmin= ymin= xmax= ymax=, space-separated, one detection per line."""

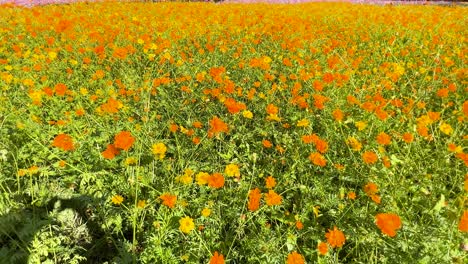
xmin=114 ymin=131 xmax=135 ymax=151
xmin=302 ymin=134 xmax=319 ymax=144
xmin=262 ymin=139 xmax=273 ymax=148
xmin=295 ymin=220 xmax=304 ymax=230
xmin=463 ymin=101 xmax=468 ymax=117
xmin=362 ymin=151 xmax=378 ymax=164
xmin=286 ymin=251 xmax=305 ymax=264
xmin=208 ymin=173 xmax=225 ymax=189
xmin=209 ymin=251 xmax=225 ymax=264
xmin=402 ymin=132 xmax=414 ymax=143
xmin=317 ymin=241 xmax=328 ymax=255
xmin=375 ymin=213 xmax=402 ymax=237
xmin=248 ymin=188 xmax=262 ymax=211
xmin=160 ymin=193 xmax=177 ymax=209
xmin=54 ymin=83 xmax=68 ymax=96
xmin=364 ymin=182 xmax=378 ymax=195
xmin=309 ymin=152 xmax=327 ymax=167
xmin=193 ymin=121 xmax=203 ymax=128
xmin=325 ymin=226 xmax=346 ymax=248
xmin=265 ymin=190 xmax=282 ymax=206
xmin=266 ymin=103 xmax=278 ymax=115
xmin=169 ymin=123 xmax=179 ymax=133
xmin=52 ymin=134 xmax=74 ymax=151
xmin=208 ymin=117 xmax=229 ymax=138
xmin=332 ymin=109 xmax=344 ymax=122
xmin=265 ymin=176 xmax=276 ymax=189
xmin=315 ymin=139 xmax=329 ymax=154
xmin=102 ymin=144 xmax=120 ymax=159
xmin=376 ymin=132 xmax=392 ymax=145
xmin=459 ymin=210 xmax=468 ymax=232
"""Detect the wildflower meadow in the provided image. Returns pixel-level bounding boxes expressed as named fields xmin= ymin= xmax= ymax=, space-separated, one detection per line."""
xmin=0 ymin=1 xmax=467 ymax=263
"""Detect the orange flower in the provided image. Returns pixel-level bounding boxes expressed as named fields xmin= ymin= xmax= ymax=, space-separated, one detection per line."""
xmin=193 ymin=121 xmax=203 ymax=128
xmin=463 ymin=101 xmax=468 ymax=117
xmin=364 ymin=182 xmax=379 ymax=195
xmin=265 ymin=176 xmax=276 ymax=189
xmin=332 ymin=109 xmax=344 ymax=122
xmin=208 ymin=117 xmax=229 ymax=137
xmin=376 ymin=132 xmax=391 ymax=146
xmin=375 ymin=213 xmax=402 ymax=237
xmin=248 ymin=188 xmax=261 ymax=211
xmin=266 ymin=103 xmax=278 ymax=115
xmin=102 ymin=144 xmax=120 ymax=159
xmin=315 ymin=139 xmax=329 ymax=154
xmin=262 ymin=139 xmax=273 ymax=148
xmin=54 ymin=83 xmax=68 ymax=96
xmin=265 ymin=190 xmax=282 ymax=206
xmin=114 ymin=131 xmax=135 ymax=151
xmin=317 ymin=241 xmax=328 ymax=255
xmin=286 ymin=251 xmax=305 ymax=264
xmin=459 ymin=210 xmax=468 ymax=232
xmin=302 ymin=134 xmax=319 ymax=144
xmin=362 ymin=151 xmax=378 ymax=164
xmin=160 ymin=193 xmax=177 ymax=208
xmin=347 ymin=191 xmax=356 ymax=200
xmin=169 ymin=123 xmax=179 ymax=133
xmin=370 ymin=194 xmax=381 ymax=204
xmin=325 ymin=226 xmax=346 ymax=248
xmin=208 ymin=173 xmax=225 ymax=189
xmin=52 ymin=134 xmax=74 ymax=151
xmin=402 ymin=132 xmax=414 ymax=143
xmin=210 ymin=251 xmax=225 ymax=264
xmin=295 ymin=220 xmax=304 ymax=230
xmin=309 ymin=152 xmax=327 ymax=167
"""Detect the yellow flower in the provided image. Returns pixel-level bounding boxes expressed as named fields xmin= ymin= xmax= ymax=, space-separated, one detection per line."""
xmin=225 ymin=164 xmax=240 ymax=177
xmin=179 ymin=216 xmax=195 ymax=234
xmin=152 ymin=142 xmax=167 ymax=159
xmin=355 ymin=121 xmax=367 ymax=131
xmin=124 ymin=156 xmax=138 ymax=166
xmin=137 ymin=199 xmax=146 ymax=208
xmin=111 ymin=194 xmax=124 ymax=205
xmin=296 ymin=118 xmax=310 ymax=127
xmin=48 ymin=51 xmax=57 ymax=60
xmin=346 ymin=137 xmax=362 ymax=151
xmin=242 ymin=110 xmax=253 ymax=119
xmin=439 ymin=122 xmax=453 ymax=135
xmin=266 ymin=114 xmax=281 ymax=122
xmin=201 ymin=208 xmax=211 ymax=217
xmin=177 ymin=169 xmax=194 ymax=185
xmin=196 ymin=172 xmax=210 ymax=185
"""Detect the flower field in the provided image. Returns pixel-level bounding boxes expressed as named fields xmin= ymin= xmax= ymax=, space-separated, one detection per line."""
xmin=0 ymin=2 xmax=467 ymax=263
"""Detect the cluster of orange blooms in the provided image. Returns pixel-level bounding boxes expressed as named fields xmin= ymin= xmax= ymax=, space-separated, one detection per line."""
xmin=3 ymin=1 xmax=467 ymax=262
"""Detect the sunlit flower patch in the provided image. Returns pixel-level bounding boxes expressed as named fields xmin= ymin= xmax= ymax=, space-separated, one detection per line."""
xmin=0 ymin=1 xmax=467 ymax=263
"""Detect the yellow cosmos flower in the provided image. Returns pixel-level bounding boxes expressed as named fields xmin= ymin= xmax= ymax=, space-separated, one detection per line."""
xmin=177 ymin=168 xmax=194 ymax=185
xmin=225 ymin=164 xmax=240 ymax=177
xmin=152 ymin=142 xmax=167 ymax=159
xmin=111 ymin=194 xmax=124 ymax=205
xmin=201 ymin=208 xmax=211 ymax=217
xmin=355 ymin=121 xmax=367 ymax=131
xmin=179 ymin=216 xmax=195 ymax=234
xmin=137 ymin=199 xmax=146 ymax=208
xmin=346 ymin=137 xmax=362 ymax=151
xmin=439 ymin=122 xmax=453 ymax=135
xmin=196 ymin=172 xmax=210 ymax=185
xmin=296 ymin=119 xmax=310 ymax=127
xmin=242 ymin=110 xmax=253 ymax=119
